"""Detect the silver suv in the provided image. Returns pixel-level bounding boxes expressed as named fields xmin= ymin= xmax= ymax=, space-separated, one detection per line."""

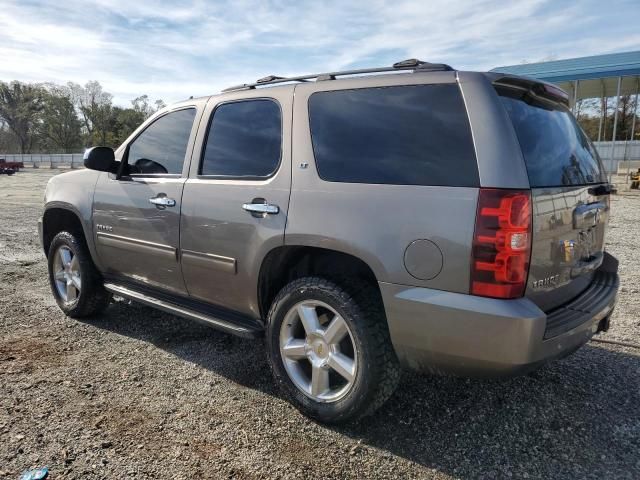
xmin=39 ymin=59 xmax=619 ymax=423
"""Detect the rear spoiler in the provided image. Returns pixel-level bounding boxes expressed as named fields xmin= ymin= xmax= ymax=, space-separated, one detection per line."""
xmin=485 ymin=73 xmax=570 ymax=107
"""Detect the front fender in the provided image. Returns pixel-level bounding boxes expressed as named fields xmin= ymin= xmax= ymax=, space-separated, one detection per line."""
xmin=42 ymin=169 xmax=103 ymax=268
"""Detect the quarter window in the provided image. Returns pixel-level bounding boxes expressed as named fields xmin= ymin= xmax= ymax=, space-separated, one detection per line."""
xmin=308 ymin=84 xmax=478 ymax=186
xmin=201 ymin=100 xmax=282 ymax=177
xmin=127 ymin=108 xmax=196 ymax=175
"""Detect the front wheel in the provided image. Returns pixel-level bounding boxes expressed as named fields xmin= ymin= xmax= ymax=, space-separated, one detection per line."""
xmin=266 ymin=277 xmax=400 ymax=424
xmin=47 ymin=231 xmax=111 ymax=318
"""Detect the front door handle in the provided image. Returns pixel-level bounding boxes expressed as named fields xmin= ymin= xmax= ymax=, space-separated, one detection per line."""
xmin=242 ymin=199 xmax=279 ymax=217
xmin=149 ymin=195 xmax=176 ymax=207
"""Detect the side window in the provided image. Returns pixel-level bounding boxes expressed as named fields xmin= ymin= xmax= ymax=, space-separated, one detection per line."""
xmin=200 ymin=99 xmax=281 ymax=177
xmin=127 ymin=108 xmax=196 ymax=175
xmin=308 ymin=85 xmax=479 ymax=187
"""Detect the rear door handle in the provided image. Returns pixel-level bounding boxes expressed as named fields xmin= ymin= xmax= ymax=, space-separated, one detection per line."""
xmin=149 ymin=195 xmax=176 ymax=207
xmin=242 ymin=199 xmax=279 ymax=217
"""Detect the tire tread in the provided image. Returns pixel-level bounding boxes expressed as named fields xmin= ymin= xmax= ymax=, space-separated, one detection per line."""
xmin=48 ymin=231 xmax=111 ymax=318
xmin=266 ymin=276 xmax=400 ymax=423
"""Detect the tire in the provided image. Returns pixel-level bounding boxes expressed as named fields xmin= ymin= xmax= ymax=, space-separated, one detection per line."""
xmin=47 ymin=231 xmax=111 ymax=318
xmin=266 ymin=276 xmax=400 ymax=424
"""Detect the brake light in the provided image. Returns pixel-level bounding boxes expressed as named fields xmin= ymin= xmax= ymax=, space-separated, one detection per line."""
xmin=471 ymin=189 xmax=532 ymax=299
xmin=542 ymin=83 xmax=570 ymax=104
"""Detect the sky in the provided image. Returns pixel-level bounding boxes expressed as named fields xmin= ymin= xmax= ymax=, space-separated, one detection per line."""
xmin=0 ymin=0 xmax=639 ymax=106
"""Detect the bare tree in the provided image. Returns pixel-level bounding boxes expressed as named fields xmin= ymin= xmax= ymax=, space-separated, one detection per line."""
xmin=132 ymin=95 xmax=166 ymax=118
xmin=67 ymin=81 xmax=114 ymax=145
xmin=154 ymin=99 xmax=167 ymax=112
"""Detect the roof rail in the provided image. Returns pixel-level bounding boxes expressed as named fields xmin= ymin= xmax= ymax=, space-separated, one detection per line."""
xmin=221 ymin=58 xmax=454 ymax=92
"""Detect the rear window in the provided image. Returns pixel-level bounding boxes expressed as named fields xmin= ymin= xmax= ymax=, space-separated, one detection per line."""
xmin=498 ymin=87 xmax=606 ymax=187
xmin=308 ymin=84 xmax=479 ymax=187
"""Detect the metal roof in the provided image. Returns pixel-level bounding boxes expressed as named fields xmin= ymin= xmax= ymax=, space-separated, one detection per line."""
xmin=491 ymin=51 xmax=640 ymax=100
xmin=491 ymin=50 xmax=640 ymax=82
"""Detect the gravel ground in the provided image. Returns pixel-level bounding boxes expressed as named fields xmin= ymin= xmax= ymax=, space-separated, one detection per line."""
xmin=1 ymin=170 xmax=639 ymax=479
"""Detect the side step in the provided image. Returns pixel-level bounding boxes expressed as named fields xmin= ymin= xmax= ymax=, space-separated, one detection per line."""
xmin=104 ymin=282 xmax=263 ymax=339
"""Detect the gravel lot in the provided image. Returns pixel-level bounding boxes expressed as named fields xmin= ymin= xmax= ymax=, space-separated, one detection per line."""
xmin=1 ymin=170 xmax=639 ymax=479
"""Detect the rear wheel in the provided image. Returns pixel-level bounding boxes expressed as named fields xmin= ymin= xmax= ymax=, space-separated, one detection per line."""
xmin=47 ymin=231 xmax=111 ymax=318
xmin=266 ymin=277 xmax=400 ymax=424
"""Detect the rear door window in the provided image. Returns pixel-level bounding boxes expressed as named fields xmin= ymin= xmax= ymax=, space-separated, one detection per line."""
xmin=498 ymin=88 xmax=606 ymax=187
xmin=200 ymin=99 xmax=281 ymax=178
xmin=308 ymin=84 xmax=478 ymax=186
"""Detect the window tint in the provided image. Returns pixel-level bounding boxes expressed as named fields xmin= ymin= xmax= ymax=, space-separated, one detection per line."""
xmin=308 ymin=84 xmax=478 ymax=186
xmin=201 ymin=100 xmax=281 ymax=177
xmin=498 ymin=88 xmax=606 ymax=187
xmin=127 ymin=108 xmax=196 ymax=175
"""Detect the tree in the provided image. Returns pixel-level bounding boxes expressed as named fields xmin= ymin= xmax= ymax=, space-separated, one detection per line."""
xmin=0 ymin=118 xmax=18 ymax=152
xmin=617 ymin=94 xmax=638 ymax=141
xmin=576 ymin=95 xmax=639 ymax=142
xmin=0 ymin=78 xmax=165 ymax=153
xmin=92 ymin=102 xmax=116 ymax=146
xmin=38 ymin=85 xmax=82 ymax=153
xmin=68 ymin=80 xmax=114 ymax=146
xmin=113 ymin=106 xmax=146 ymax=146
xmin=0 ymin=81 xmax=45 ymax=153
xmin=154 ymin=99 xmax=167 ymax=112
xmin=131 ymin=95 xmax=166 ymax=118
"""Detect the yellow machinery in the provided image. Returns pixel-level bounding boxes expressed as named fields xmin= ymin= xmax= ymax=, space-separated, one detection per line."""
xmin=631 ymin=169 xmax=640 ymax=189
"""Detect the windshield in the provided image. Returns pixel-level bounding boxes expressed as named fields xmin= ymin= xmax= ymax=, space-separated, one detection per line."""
xmin=497 ymin=87 xmax=606 ymax=188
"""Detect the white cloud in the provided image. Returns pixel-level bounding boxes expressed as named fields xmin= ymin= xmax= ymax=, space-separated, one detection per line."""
xmin=0 ymin=0 xmax=638 ymax=105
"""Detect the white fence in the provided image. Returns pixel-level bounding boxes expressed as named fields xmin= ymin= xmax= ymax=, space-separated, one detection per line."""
xmin=593 ymin=141 xmax=640 ymax=173
xmin=593 ymin=141 xmax=640 ymax=160
xmin=0 ymin=153 xmax=85 ymax=168
xmin=2 ymin=140 xmax=640 ymax=172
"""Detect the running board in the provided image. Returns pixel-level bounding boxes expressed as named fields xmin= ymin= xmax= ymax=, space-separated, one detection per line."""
xmin=104 ymin=282 xmax=263 ymax=339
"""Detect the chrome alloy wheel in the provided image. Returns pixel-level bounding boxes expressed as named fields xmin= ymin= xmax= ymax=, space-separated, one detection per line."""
xmin=279 ymin=300 xmax=358 ymax=402
xmin=52 ymin=245 xmax=81 ymax=304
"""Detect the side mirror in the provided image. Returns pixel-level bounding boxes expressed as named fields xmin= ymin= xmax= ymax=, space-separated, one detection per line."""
xmin=83 ymin=147 xmax=118 ymax=173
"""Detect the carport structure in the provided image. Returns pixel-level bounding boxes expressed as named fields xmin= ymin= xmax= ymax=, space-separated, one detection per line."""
xmin=491 ymin=51 xmax=640 ymax=179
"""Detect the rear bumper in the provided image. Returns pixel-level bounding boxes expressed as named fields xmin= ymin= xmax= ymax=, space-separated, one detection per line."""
xmin=381 ymin=256 xmax=619 ymax=377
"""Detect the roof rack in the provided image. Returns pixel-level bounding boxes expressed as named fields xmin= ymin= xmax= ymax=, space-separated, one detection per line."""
xmin=222 ymin=58 xmax=454 ymax=92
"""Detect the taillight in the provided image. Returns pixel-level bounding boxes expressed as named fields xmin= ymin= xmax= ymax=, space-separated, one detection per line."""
xmin=471 ymin=189 xmax=532 ymax=299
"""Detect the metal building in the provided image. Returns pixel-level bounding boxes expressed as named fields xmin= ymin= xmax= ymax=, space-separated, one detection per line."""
xmin=491 ymin=51 xmax=640 ymax=179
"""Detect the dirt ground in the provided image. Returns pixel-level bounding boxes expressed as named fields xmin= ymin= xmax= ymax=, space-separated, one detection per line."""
xmin=1 ymin=170 xmax=639 ymax=479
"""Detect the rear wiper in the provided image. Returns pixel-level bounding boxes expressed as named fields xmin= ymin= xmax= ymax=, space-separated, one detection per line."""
xmin=588 ymin=184 xmax=617 ymax=196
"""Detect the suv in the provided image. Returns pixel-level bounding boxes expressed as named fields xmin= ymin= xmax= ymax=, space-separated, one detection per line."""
xmin=40 ymin=59 xmax=619 ymax=423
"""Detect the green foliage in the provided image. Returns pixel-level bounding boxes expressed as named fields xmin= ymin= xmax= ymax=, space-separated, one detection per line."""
xmin=38 ymin=86 xmax=83 ymax=153
xmin=0 ymin=80 xmax=165 ymax=153
xmin=0 ymin=81 xmax=46 ymax=153
xmin=113 ymin=106 xmax=147 ymax=146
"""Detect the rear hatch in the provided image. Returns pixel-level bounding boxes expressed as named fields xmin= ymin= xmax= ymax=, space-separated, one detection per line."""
xmin=495 ymin=79 xmax=610 ymax=312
